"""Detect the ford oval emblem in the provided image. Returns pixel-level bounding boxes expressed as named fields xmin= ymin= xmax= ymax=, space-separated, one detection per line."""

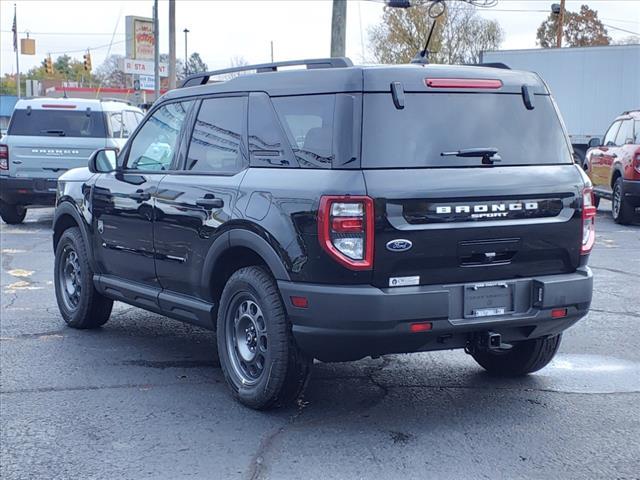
xmin=386 ymin=239 xmax=412 ymax=252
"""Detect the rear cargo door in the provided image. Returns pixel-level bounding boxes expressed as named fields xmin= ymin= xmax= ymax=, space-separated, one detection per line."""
xmin=6 ymin=107 xmax=107 ymax=180
xmin=361 ymin=89 xmax=586 ymax=289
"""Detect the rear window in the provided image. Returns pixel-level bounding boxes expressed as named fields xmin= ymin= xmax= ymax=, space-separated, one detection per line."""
xmin=362 ymin=93 xmax=572 ymax=168
xmin=8 ymin=109 xmax=106 ymax=138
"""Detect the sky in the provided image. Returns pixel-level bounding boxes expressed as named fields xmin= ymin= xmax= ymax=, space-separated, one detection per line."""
xmin=1 ymin=0 xmax=639 ymax=76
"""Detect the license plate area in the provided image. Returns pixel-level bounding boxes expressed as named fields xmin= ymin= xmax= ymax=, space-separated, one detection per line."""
xmin=464 ymin=282 xmax=514 ymax=319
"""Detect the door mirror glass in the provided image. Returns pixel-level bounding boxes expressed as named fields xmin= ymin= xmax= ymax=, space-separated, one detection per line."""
xmin=88 ymin=148 xmax=118 ymax=173
xmin=588 ymin=137 xmax=601 ymax=148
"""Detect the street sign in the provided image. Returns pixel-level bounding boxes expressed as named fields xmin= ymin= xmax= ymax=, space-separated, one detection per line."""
xmin=138 ymin=75 xmax=155 ymax=90
xmin=122 ymin=58 xmax=168 ymax=77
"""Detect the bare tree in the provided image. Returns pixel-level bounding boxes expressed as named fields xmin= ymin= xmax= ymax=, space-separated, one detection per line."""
xmin=368 ymin=1 xmax=502 ymax=65
xmin=95 ymin=54 xmax=127 ymax=88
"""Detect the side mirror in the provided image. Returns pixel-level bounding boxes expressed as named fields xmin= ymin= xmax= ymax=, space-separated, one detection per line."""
xmin=588 ymin=137 xmax=601 ymax=148
xmin=88 ymin=148 xmax=118 ymax=173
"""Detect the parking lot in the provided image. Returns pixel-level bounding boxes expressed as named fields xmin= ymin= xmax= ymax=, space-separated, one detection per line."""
xmin=1 ymin=204 xmax=639 ymax=480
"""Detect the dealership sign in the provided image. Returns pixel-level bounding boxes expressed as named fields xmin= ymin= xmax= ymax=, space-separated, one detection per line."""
xmin=122 ymin=59 xmax=168 ymax=77
xmin=125 ymin=16 xmax=155 ymax=60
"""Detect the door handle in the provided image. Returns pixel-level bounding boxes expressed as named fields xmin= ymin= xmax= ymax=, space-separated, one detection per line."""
xmin=129 ymin=189 xmax=151 ymax=201
xmin=196 ymin=195 xmax=224 ymax=209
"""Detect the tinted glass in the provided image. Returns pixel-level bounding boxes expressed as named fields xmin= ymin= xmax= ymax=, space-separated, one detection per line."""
xmin=272 ymin=95 xmax=335 ymax=168
xmin=635 ymin=120 xmax=640 ymax=143
xmin=614 ymin=119 xmax=634 ymax=145
xmin=362 ymin=93 xmax=572 ymax=168
xmin=123 ymin=111 xmax=140 ymax=136
xmin=127 ymin=101 xmax=193 ymax=171
xmin=186 ymin=96 xmax=246 ymax=173
xmin=106 ymin=112 xmax=129 ymax=138
xmin=603 ymin=121 xmax=620 ymax=146
xmin=249 ymin=93 xmax=295 ymax=167
xmin=8 ymin=109 xmax=106 ymax=137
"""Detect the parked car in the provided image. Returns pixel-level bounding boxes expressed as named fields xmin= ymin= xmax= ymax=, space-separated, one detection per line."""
xmin=53 ymin=58 xmax=594 ymax=410
xmin=0 ymin=97 xmax=144 ymax=224
xmin=586 ymin=110 xmax=640 ymax=224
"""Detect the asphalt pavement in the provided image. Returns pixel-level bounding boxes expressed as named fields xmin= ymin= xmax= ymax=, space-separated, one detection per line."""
xmin=1 ymin=204 xmax=639 ymax=480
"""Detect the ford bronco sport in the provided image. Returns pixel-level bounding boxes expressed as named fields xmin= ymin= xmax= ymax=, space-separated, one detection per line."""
xmin=53 ymin=58 xmax=594 ymax=409
xmin=0 ymin=98 xmax=143 ymax=224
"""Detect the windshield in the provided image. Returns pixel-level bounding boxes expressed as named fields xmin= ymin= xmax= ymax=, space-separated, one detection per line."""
xmin=8 ymin=109 xmax=106 ymax=138
xmin=362 ymin=93 xmax=572 ymax=168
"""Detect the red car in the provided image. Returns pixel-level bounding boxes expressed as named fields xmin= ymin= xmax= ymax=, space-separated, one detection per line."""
xmin=586 ymin=110 xmax=640 ymax=224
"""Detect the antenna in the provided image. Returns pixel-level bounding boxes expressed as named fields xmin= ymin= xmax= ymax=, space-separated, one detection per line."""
xmin=410 ymin=17 xmax=438 ymax=65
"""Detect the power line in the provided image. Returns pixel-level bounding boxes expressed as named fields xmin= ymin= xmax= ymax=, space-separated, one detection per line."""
xmin=1 ymin=30 xmax=124 ymax=36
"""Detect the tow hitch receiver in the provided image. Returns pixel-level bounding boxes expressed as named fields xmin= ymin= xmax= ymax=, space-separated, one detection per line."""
xmin=465 ymin=331 xmax=502 ymax=354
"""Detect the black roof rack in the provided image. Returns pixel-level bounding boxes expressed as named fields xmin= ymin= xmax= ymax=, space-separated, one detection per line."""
xmin=467 ymin=62 xmax=511 ymax=70
xmin=180 ymin=57 xmax=353 ymax=88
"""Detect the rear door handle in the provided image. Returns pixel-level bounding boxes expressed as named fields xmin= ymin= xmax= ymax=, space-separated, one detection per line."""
xmin=196 ymin=195 xmax=224 ymax=209
xmin=129 ymin=190 xmax=151 ymax=201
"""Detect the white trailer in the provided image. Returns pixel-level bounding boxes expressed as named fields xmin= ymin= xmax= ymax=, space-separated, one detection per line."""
xmin=481 ymin=44 xmax=640 ymax=164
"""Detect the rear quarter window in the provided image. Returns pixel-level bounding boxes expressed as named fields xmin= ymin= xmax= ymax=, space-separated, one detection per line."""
xmin=8 ymin=109 xmax=106 ymax=138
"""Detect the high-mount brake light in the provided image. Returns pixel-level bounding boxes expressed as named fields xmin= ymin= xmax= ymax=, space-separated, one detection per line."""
xmin=580 ymin=187 xmax=596 ymax=255
xmin=42 ymin=104 xmax=77 ymax=109
xmin=0 ymin=144 xmax=8 ymax=170
xmin=425 ymin=78 xmax=503 ymax=89
xmin=318 ymin=196 xmax=374 ymax=270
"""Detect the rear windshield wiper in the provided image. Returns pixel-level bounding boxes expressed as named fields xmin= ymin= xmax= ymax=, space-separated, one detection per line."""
xmin=441 ymin=147 xmax=502 ymax=165
xmin=40 ymin=129 xmax=66 ymax=137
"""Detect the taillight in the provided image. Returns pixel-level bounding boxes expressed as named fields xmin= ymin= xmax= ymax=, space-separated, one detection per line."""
xmin=633 ymin=149 xmax=640 ymax=176
xmin=0 ymin=144 xmax=8 ymax=170
xmin=318 ymin=195 xmax=374 ymax=270
xmin=580 ymin=187 xmax=596 ymax=255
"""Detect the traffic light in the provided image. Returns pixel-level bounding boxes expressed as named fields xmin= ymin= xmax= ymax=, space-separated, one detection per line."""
xmin=83 ymin=52 xmax=92 ymax=72
xmin=44 ymin=55 xmax=53 ymax=75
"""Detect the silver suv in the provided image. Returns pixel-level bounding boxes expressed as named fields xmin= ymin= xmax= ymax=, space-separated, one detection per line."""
xmin=0 ymin=97 xmax=144 ymax=224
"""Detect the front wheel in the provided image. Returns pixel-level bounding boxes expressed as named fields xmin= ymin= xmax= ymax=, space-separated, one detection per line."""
xmin=217 ymin=266 xmax=311 ymax=410
xmin=0 ymin=201 xmax=26 ymax=224
xmin=471 ymin=334 xmax=561 ymax=377
xmin=54 ymin=227 xmax=113 ymax=328
xmin=612 ymin=178 xmax=634 ymax=225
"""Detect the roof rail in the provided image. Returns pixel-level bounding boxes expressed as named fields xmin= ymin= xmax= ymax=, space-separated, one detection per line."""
xmin=467 ymin=62 xmax=511 ymax=70
xmin=100 ymin=97 xmax=133 ymax=105
xmin=180 ymin=57 xmax=353 ymax=88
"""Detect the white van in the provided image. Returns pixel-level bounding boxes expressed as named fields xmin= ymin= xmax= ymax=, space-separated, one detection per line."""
xmin=0 ymin=98 xmax=144 ymax=224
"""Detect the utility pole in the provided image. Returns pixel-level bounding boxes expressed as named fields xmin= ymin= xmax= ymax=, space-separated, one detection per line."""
xmin=556 ymin=0 xmax=565 ymax=48
xmin=183 ymin=28 xmax=190 ymax=76
xmin=153 ymin=0 xmax=160 ymax=99
xmin=168 ymin=0 xmax=176 ymax=89
xmin=330 ymin=0 xmax=347 ymax=57
xmin=270 ymin=41 xmax=274 ymax=62
xmin=13 ymin=4 xmax=21 ymax=98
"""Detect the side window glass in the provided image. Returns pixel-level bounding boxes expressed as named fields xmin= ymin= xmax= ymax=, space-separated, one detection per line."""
xmin=107 ymin=112 xmax=125 ymax=138
xmin=635 ymin=120 xmax=640 ymax=144
xmin=123 ymin=111 xmax=139 ymax=136
xmin=126 ymin=101 xmax=193 ymax=171
xmin=186 ymin=96 xmax=246 ymax=173
xmin=603 ymin=121 xmax=620 ymax=146
xmin=272 ymin=94 xmax=335 ymax=168
xmin=249 ymin=93 xmax=296 ymax=167
xmin=614 ymin=120 xmax=633 ymax=146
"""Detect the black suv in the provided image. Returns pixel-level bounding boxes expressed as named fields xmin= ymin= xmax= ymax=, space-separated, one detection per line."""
xmin=53 ymin=58 xmax=594 ymax=409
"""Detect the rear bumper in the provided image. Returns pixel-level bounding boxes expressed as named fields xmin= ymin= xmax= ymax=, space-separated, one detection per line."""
xmin=279 ymin=268 xmax=593 ymax=361
xmin=622 ymin=179 xmax=640 ymax=204
xmin=0 ymin=176 xmax=57 ymax=206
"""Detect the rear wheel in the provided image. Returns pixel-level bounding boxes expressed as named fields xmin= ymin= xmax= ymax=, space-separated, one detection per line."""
xmin=612 ymin=177 xmax=634 ymax=225
xmin=217 ymin=266 xmax=311 ymax=410
xmin=471 ymin=334 xmax=561 ymax=377
xmin=0 ymin=201 xmax=26 ymax=224
xmin=54 ymin=227 xmax=113 ymax=328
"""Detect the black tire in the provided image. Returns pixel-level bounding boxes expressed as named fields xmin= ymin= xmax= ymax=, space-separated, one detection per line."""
xmin=593 ymin=195 xmax=600 ymax=209
xmin=217 ymin=266 xmax=311 ymax=410
xmin=612 ymin=177 xmax=634 ymax=225
xmin=472 ymin=334 xmax=561 ymax=377
xmin=0 ymin=201 xmax=26 ymax=224
xmin=54 ymin=227 xmax=113 ymax=329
